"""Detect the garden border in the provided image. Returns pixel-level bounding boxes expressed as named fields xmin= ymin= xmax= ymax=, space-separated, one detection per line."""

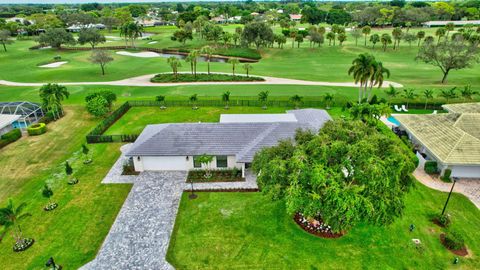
xmin=86 ymin=99 xmax=445 ymax=144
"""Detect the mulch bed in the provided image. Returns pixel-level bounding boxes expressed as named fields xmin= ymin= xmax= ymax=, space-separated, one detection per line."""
xmin=187 ymin=170 xmax=244 ymax=183
xmin=440 ymin=234 xmax=468 ymax=256
xmin=293 ymin=213 xmax=344 ymax=239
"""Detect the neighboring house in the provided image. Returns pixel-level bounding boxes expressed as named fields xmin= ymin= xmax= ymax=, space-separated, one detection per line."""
xmin=0 ymin=114 xmax=21 ymax=136
xmin=395 ymin=103 xmax=480 ymax=178
xmin=67 ymin=24 xmax=105 ymax=32
xmin=0 ymin=101 xmax=44 ymax=130
xmin=423 ymin=20 xmax=480 ymax=27
xmin=289 ymin=14 xmax=302 ymax=22
xmin=211 ymin=15 xmax=227 ymax=24
xmin=126 ymin=109 xmax=332 ymax=177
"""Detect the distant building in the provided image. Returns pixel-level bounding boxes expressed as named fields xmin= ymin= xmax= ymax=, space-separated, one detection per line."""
xmin=423 ymin=20 xmax=480 ymax=27
xmin=289 ymin=14 xmax=302 ymax=22
xmin=66 ymin=24 xmax=105 ymax=32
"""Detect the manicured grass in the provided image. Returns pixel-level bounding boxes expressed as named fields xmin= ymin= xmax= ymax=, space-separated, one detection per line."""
xmin=167 ymin=184 xmax=480 ymax=269
xmin=105 ymin=106 xmax=289 ymax=135
xmin=150 ymin=73 xmax=264 ymax=83
xmin=0 ymin=106 xmax=130 ymax=269
xmin=1 ymin=26 xmax=479 ymax=91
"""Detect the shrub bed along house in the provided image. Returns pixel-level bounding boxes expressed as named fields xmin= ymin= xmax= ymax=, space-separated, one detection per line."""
xmin=187 ymin=168 xmax=243 ymax=182
xmin=150 ymin=74 xmax=265 ymax=83
xmin=441 ymin=169 xmax=452 ymax=182
xmin=27 ymin=123 xmax=47 ymax=136
xmin=0 ymin=128 xmax=22 ymax=149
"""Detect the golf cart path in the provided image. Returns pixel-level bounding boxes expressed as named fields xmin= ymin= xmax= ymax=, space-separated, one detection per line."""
xmin=0 ymin=73 xmax=403 ymax=88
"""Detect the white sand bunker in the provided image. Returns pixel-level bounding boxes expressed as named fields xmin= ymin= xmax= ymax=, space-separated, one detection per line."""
xmin=39 ymin=61 xmax=68 ymax=68
xmin=148 ymin=41 xmax=158 ymax=44
xmin=116 ymin=51 xmax=160 ymax=58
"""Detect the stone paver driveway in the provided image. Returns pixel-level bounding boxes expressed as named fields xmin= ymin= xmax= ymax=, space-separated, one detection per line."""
xmin=81 ymin=171 xmax=187 ymax=270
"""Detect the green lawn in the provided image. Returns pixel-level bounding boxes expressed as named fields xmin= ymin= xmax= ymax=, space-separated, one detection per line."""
xmin=167 ymin=184 xmax=480 ymax=269
xmin=0 ymin=106 xmax=130 ymax=269
xmin=1 ymin=26 xmax=479 ymax=91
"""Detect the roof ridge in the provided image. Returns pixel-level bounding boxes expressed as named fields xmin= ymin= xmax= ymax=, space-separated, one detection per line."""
xmin=127 ymin=124 xmax=170 ymax=155
xmin=444 ymin=132 xmax=467 ymax=163
xmin=236 ymin=123 xmax=279 ymax=161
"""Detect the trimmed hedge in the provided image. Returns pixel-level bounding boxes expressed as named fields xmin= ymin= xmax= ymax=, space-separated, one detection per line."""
xmin=27 ymin=123 xmax=47 ymax=136
xmin=0 ymin=128 xmax=22 ymax=149
xmin=151 ymin=73 xmax=264 ymax=83
xmin=424 ymin=161 xmax=438 ymax=174
xmin=441 ymin=168 xmax=452 ymax=182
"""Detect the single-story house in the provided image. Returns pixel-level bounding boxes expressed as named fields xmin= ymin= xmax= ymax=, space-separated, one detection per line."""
xmin=423 ymin=20 xmax=480 ymax=27
xmin=0 ymin=114 xmax=21 ymax=136
xmin=126 ymin=109 xmax=332 ymax=176
xmin=289 ymin=14 xmax=302 ymax=22
xmin=395 ymin=103 xmax=480 ymax=178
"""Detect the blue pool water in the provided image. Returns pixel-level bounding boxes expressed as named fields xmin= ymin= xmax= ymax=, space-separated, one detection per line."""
xmin=12 ymin=121 xmax=28 ymax=129
xmin=387 ymin=116 xmax=400 ymax=126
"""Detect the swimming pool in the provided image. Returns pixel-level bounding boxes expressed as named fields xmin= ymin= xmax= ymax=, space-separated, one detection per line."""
xmin=387 ymin=116 xmax=400 ymax=126
xmin=12 ymin=121 xmax=28 ymax=129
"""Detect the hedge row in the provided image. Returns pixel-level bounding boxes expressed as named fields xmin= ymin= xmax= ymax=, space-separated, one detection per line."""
xmin=0 ymin=128 xmax=22 ymax=149
xmin=151 ymin=73 xmax=265 ymax=83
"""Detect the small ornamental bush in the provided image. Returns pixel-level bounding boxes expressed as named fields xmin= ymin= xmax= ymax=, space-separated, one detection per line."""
xmin=444 ymin=230 xmax=465 ymax=250
xmin=13 ymin=238 xmax=35 ymax=252
xmin=53 ymin=55 xmax=62 ymax=61
xmin=441 ymin=169 xmax=452 ymax=182
xmin=424 ymin=161 xmax=438 ymax=174
xmin=435 ymin=213 xmax=451 ymax=227
xmin=27 ymin=123 xmax=47 ymax=136
xmin=44 ymin=202 xmax=58 ymax=211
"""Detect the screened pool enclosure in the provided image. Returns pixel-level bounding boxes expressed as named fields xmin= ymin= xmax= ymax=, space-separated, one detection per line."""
xmin=0 ymin=101 xmax=44 ymax=129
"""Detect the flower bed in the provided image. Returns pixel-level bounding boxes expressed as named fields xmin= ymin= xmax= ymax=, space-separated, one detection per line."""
xmin=187 ymin=169 xmax=244 ymax=183
xmin=122 ymin=162 xmax=139 ymax=175
xmin=440 ymin=233 xmax=468 ymax=256
xmin=27 ymin=123 xmax=47 ymax=136
xmin=68 ymin=178 xmax=79 ymax=185
xmin=13 ymin=238 xmax=35 ymax=252
xmin=151 ymin=74 xmax=265 ymax=83
xmin=44 ymin=202 xmax=58 ymax=211
xmin=293 ymin=213 xmax=344 ymax=239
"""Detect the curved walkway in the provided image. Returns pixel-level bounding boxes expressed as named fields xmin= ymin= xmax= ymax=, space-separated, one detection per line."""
xmin=0 ymin=73 xmax=404 ymax=88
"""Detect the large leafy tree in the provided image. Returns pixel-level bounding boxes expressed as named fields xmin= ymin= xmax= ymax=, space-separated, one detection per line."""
xmin=39 ymin=83 xmax=70 ymax=120
xmin=78 ymin=28 xmax=106 ymax=49
xmin=89 ymin=50 xmax=114 ymax=75
xmin=241 ymin=21 xmax=274 ymax=50
xmin=416 ymin=36 xmax=479 ymax=83
xmin=38 ymin=28 xmax=76 ymax=49
xmin=253 ymin=121 xmax=416 ymax=233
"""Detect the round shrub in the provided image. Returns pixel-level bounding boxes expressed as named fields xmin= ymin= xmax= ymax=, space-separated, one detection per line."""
xmin=443 ymin=230 xmax=465 ymax=250
xmin=441 ymin=169 xmax=452 ymax=182
xmin=27 ymin=123 xmax=47 ymax=136
xmin=424 ymin=161 xmax=438 ymax=174
xmin=435 ymin=213 xmax=451 ymax=227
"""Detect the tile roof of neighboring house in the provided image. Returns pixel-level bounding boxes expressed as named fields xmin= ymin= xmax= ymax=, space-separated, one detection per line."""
xmin=289 ymin=14 xmax=302 ymax=20
xmin=423 ymin=20 xmax=480 ymax=26
xmin=442 ymin=102 xmax=480 ymax=114
xmin=395 ymin=104 xmax=480 ymax=165
xmin=126 ymin=109 xmax=332 ymax=162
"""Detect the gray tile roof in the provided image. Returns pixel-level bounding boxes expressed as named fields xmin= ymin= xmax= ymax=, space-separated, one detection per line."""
xmin=126 ymin=109 xmax=332 ymax=162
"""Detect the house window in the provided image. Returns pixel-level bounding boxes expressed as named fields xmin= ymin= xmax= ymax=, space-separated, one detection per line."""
xmin=193 ymin=156 xmax=202 ymax=168
xmin=216 ymin=156 xmax=228 ymax=168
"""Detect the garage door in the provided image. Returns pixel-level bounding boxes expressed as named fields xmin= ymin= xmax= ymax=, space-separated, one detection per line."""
xmin=451 ymin=166 xmax=480 ymax=178
xmin=143 ymin=156 xmax=188 ymax=171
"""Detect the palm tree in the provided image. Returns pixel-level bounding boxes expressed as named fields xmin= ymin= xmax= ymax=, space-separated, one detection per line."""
xmin=119 ymin=23 xmax=129 ymax=47
xmin=402 ymin=89 xmax=418 ymax=109
xmin=338 ymin=33 xmax=347 ymax=46
xmin=326 ymin=32 xmax=335 ymax=46
xmin=416 ymin=31 xmax=426 ymax=46
xmin=445 ymin=23 xmax=455 ymax=38
xmin=242 ymin=63 xmax=253 ymax=77
xmin=423 ymin=89 xmax=434 ymax=109
xmin=222 ymin=91 xmax=231 ymax=109
xmin=362 ymin=26 xmax=371 ymax=46
xmin=227 ymin=58 xmax=240 ymax=76
xmin=323 ymin=93 xmax=334 ymax=109
xmin=348 ymin=53 xmax=376 ymax=103
xmin=188 ymin=50 xmax=199 ymax=77
xmin=460 ymin=84 xmax=478 ymax=101
xmin=200 ymin=46 xmax=213 ymax=75
xmin=439 ymin=87 xmax=458 ymax=104
xmin=0 ymin=199 xmax=31 ymax=245
xmin=185 ymin=54 xmax=194 ymax=75
xmin=128 ymin=22 xmax=143 ymax=48
xmin=39 ymin=83 xmax=69 ymax=120
xmin=289 ymin=30 xmax=297 ymax=48
xmin=380 ymin=33 xmax=392 ymax=52
xmin=435 ymin=27 xmax=446 ymax=43
xmin=370 ymin=34 xmax=380 ymax=49
xmin=368 ymin=61 xmax=390 ymax=100
xmin=156 ymin=95 xmax=166 ymax=109
xmin=167 ymin=56 xmax=182 ymax=79
xmin=258 ymin=91 xmax=269 ymax=110
xmin=189 ymin=94 xmax=198 ymax=110
xmin=384 ymin=85 xmax=399 ymax=99
xmin=290 ymin=94 xmax=303 ymax=109
xmin=392 ymin=27 xmax=403 ymax=50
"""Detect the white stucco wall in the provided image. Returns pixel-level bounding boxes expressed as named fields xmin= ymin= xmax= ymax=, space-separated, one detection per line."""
xmin=0 ymin=125 xmax=13 ymax=136
xmin=449 ymin=165 xmax=480 ymax=178
xmin=133 ymin=155 xmax=243 ymax=172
